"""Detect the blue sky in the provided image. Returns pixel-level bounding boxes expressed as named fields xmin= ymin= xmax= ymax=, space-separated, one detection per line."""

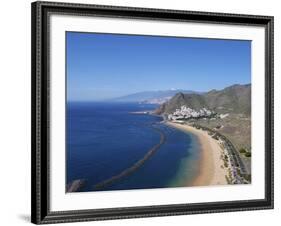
xmin=66 ymin=32 xmax=251 ymax=101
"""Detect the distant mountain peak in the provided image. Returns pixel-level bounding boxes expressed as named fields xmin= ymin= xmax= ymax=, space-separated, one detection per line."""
xmin=175 ymin=92 xmax=185 ymax=98
xmin=111 ymin=89 xmax=201 ymax=103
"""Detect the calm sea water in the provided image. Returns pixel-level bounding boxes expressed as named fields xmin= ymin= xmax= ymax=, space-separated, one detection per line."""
xmin=67 ymin=102 xmax=200 ymax=192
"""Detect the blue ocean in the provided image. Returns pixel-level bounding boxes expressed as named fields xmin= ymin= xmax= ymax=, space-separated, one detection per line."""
xmin=67 ymin=102 xmax=200 ymax=192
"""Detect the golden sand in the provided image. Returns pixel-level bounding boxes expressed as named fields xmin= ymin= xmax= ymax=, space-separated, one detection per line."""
xmin=166 ymin=122 xmax=228 ymax=186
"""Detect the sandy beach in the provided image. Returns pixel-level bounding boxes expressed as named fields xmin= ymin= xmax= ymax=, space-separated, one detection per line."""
xmin=165 ymin=121 xmax=228 ymax=186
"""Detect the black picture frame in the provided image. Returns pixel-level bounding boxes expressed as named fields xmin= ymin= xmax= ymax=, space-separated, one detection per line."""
xmin=31 ymin=1 xmax=274 ymax=224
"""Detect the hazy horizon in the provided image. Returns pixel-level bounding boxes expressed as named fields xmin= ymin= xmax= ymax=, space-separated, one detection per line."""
xmin=67 ymin=83 xmax=251 ymax=103
xmin=67 ymin=32 xmax=251 ymax=101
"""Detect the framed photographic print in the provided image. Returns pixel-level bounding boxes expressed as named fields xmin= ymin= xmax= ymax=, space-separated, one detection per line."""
xmin=31 ymin=1 xmax=274 ymax=224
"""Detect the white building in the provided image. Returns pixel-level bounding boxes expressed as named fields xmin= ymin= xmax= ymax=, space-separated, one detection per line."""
xmin=167 ymin=105 xmax=215 ymax=121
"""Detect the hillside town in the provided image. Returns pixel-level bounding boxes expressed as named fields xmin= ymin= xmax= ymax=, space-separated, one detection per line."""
xmin=167 ymin=105 xmax=216 ymax=121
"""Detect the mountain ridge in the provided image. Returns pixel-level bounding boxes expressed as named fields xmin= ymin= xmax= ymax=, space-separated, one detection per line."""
xmin=155 ymin=84 xmax=251 ymax=115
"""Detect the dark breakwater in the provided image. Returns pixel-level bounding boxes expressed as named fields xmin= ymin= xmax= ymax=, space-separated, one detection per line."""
xmin=94 ymin=124 xmax=166 ymax=190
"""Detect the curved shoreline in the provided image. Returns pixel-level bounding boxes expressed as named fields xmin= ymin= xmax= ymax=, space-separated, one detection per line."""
xmin=93 ymin=124 xmax=166 ymax=190
xmin=165 ymin=121 xmax=227 ymax=186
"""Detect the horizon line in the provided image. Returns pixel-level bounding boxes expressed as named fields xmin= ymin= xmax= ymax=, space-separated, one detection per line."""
xmin=67 ymin=83 xmax=251 ymax=102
